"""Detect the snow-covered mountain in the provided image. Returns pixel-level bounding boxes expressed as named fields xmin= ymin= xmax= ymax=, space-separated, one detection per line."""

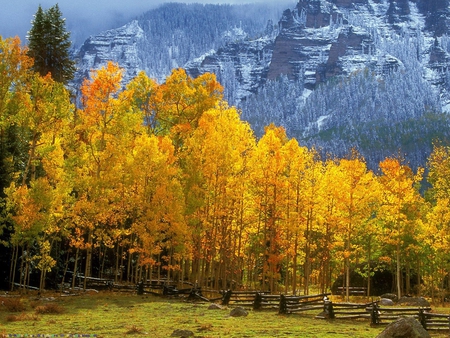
xmin=73 ymin=0 xmax=450 ymax=169
xmin=73 ymin=2 xmax=286 ymax=86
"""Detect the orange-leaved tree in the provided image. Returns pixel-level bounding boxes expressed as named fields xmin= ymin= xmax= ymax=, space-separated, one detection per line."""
xmin=70 ymin=61 xmax=138 ymax=286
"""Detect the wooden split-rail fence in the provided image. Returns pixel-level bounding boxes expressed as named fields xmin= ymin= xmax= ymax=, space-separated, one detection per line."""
xmin=221 ymin=291 xmax=330 ymax=312
xmin=219 ymin=290 xmax=450 ymax=332
xmin=369 ymin=303 xmax=450 ymax=332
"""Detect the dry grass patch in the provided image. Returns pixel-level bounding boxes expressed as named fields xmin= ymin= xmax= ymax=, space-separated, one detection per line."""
xmin=34 ymin=303 xmax=64 ymax=314
xmin=125 ymin=324 xmax=144 ymax=334
xmin=6 ymin=312 xmax=40 ymax=322
xmin=198 ymin=323 xmax=213 ymax=332
xmin=1 ymin=297 xmax=26 ymax=312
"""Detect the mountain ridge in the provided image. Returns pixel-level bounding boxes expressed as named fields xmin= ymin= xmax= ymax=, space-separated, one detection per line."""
xmin=72 ymin=0 xmax=450 ymax=170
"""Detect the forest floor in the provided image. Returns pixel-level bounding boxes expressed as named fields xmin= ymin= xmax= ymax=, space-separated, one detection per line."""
xmin=1 ymin=291 xmax=449 ymax=337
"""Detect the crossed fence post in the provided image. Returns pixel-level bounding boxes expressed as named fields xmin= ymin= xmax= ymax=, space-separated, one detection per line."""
xmin=137 ymin=280 xmax=144 ymax=295
xmin=279 ymin=294 xmax=287 ymax=314
xmin=222 ymin=289 xmax=232 ymax=306
xmin=253 ymin=292 xmax=263 ymax=311
xmin=371 ymin=303 xmax=380 ymax=325
xmin=323 ymin=298 xmax=335 ymax=319
xmin=418 ymin=308 xmax=427 ymax=330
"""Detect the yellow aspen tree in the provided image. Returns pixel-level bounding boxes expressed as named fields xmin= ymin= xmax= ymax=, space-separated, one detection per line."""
xmin=319 ymin=159 xmax=344 ymax=294
xmin=424 ymin=145 xmax=450 ymax=300
xmin=123 ymin=132 xmax=187 ymax=283
xmin=248 ymin=124 xmax=290 ymax=292
xmin=155 ymin=68 xmax=223 ymax=151
xmin=6 ymin=71 xmax=72 ymax=291
xmin=0 ymin=36 xmax=33 ymax=131
xmin=299 ymin=148 xmax=324 ymax=295
xmin=378 ymin=157 xmax=423 ymax=299
xmin=184 ymin=105 xmax=255 ymax=288
xmin=139 ymin=69 xmax=224 ymax=286
xmin=126 ymin=70 xmax=160 ymax=135
xmin=336 ymin=153 xmax=378 ymax=301
xmin=281 ymin=139 xmax=313 ymax=293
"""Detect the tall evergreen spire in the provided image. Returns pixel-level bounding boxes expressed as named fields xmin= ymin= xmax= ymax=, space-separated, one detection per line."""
xmin=27 ymin=4 xmax=76 ymax=84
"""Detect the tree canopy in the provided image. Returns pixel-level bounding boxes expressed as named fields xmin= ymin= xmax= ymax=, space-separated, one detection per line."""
xmin=1 ymin=32 xmax=450 ymax=300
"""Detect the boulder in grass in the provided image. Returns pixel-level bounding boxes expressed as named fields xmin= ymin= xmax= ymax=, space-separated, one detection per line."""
xmin=171 ymin=329 xmax=194 ymax=337
xmin=398 ymin=297 xmax=430 ymax=307
xmin=379 ymin=298 xmax=395 ymax=306
xmin=230 ymin=307 xmax=248 ymax=317
xmin=376 ymin=317 xmax=430 ymax=338
xmin=380 ymin=293 xmax=398 ymax=302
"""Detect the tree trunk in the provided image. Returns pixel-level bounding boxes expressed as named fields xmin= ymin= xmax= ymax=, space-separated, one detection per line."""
xmin=19 ymin=245 xmax=26 ymax=289
xmin=115 ymin=243 xmax=120 ymax=283
xmin=72 ymin=248 xmax=79 ymax=289
xmin=60 ymin=250 xmax=70 ymax=294
xmin=304 ymin=209 xmax=312 ymax=295
xmin=345 ymin=257 xmax=350 ymax=302
xmin=396 ymin=241 xmax=401 ymax=299
xmin=406 ymin=260 xmax=410 ymax=295
xmin=367 ymin=237 xmax=371 ymax=297
xmin=127 ymin=249 xmax=132 ymax=284
xmin=293 ymin=235 xmax=298 ymax=295
xmin=10 ymin=244 xmax=19 ymax=291
xmin=84 ymin=229 xmax=93 ymax=290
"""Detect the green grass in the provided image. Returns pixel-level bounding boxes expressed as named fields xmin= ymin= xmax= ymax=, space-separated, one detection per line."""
xmin=0 ymin=292 xmax=448 ymax=337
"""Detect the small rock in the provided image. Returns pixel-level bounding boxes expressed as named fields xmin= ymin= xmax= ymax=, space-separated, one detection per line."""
xmin=376 ymin=317 xmax=430 ymax=338
xmin=171 ymin=329 xmax=194 ymax=337
xmin=379 ymin=298 xmax=394 ymax=306
xmin=230 ymin=307 xmax=248 ymax=317
xmin=208 ymin=303 xmax=222 ymax=310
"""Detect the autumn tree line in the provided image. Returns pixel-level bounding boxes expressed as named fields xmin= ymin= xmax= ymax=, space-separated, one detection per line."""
xmin=2 ymin=34 xmax=450 ymax=302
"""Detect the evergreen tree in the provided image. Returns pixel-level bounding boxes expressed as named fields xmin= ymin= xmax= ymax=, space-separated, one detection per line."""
xmin=27 ymin=4 xmax=76 ymax=84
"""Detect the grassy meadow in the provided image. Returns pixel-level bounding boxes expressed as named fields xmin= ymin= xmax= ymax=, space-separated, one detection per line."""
xmin=1 ymin=292 xmax=449 ymax=337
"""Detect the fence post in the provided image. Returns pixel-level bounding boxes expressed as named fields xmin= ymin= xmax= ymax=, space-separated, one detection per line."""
xmin=371 ymin=303 xmax=380 ymax=325
xmin=253 ymin=292 xmax=262 ymax=311
xmin=279 ymin=294 xmax=287 ymax=314
xmin=222 ymin=290 xmax=232 ymax=306
xmin=418 ymin=308 xmax=427 ymax=330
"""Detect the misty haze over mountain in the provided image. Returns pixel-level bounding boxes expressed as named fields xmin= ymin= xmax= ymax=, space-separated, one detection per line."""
xmin=0 ymin=0 xmax=296 ymax=47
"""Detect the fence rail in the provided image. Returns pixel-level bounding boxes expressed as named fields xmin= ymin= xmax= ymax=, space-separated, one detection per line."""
xmin=58 ymin=279 xmax=450 ymax=333
xmin=279 ymin=293 xmax=331 ymax=314
xmin=335 ymin=286 xmax=367 ymax=296
xmin=423 ymin=313 xmax=450 ymax=331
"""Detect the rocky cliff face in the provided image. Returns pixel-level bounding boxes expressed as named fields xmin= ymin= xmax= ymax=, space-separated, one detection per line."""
xmin=266 ymin=0 xmax=419 ymax=87
xmin=185 ymin=32 xmax=275 ymax=103
xmin=75 ymin=20 xmax=144 ymax=86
